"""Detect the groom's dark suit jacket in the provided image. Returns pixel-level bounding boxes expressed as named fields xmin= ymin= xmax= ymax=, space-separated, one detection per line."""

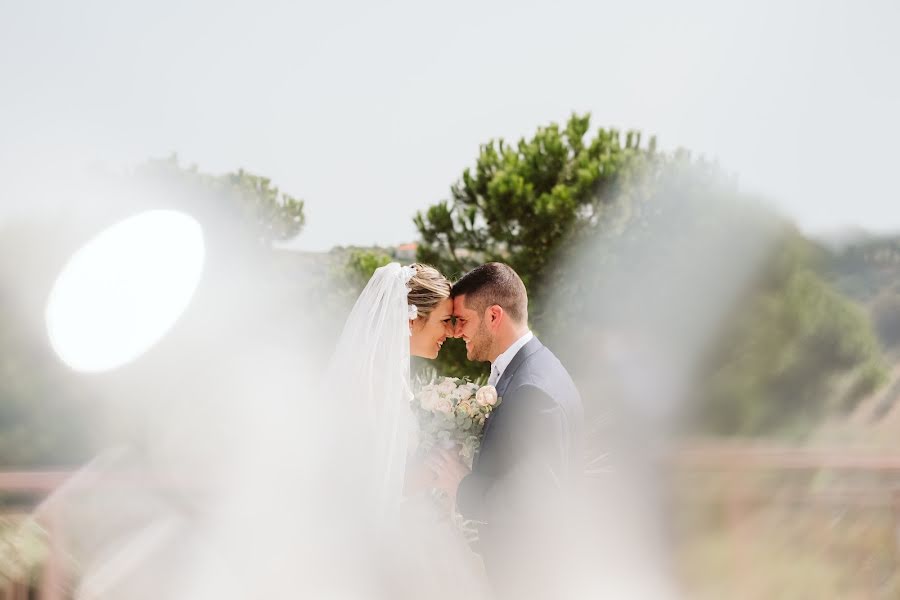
xmin=456 ymin=336 xmax=584 ymax=599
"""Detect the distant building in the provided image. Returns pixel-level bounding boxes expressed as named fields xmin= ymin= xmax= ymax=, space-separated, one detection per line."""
xmin=395 ymin=242 xmax=418 ymax=262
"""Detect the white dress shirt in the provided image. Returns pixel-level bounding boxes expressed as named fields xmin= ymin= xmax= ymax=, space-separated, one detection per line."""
xmin=488 ymin=330 xmax=534 ymax=386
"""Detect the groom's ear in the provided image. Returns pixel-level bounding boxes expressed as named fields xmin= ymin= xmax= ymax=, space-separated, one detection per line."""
xmin=486 ymin=305 xmax=504 ymax=330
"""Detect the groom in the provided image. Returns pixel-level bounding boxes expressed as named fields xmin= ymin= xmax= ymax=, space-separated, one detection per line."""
xmin=429 ymin=262 xmax=584 ymax=599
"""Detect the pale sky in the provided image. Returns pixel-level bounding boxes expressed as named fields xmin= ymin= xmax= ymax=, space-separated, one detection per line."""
xmin=2 ymin=0 xmax=898 ymax=251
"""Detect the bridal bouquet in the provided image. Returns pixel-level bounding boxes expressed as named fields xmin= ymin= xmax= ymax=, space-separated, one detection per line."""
xmin=411 ymin=375 xmax=501 ymax=467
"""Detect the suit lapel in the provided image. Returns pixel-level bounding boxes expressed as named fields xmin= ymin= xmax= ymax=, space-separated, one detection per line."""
xmin=495 ymin=336 xmax=543 ymax=398
xmin=478 ymin=337 xmax=544 ymax=452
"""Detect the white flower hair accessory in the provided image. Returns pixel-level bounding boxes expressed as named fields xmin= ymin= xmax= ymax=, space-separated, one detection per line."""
xmin=408 ymin=304 xmax=419 ymax=320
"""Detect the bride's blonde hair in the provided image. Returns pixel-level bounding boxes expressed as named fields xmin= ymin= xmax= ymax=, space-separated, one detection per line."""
xmin=406 ymin=263 xmax=451 ymax=321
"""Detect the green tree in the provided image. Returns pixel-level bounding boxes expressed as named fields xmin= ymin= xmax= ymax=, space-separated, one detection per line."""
xmin=135 ymin=155 xmax=306 ymax=248
xmin=415 ymin=113 xmax=653 ymax=286
xmin=415 ymin=113 xmax=886 ymax=435
xmin=309 ymin=246 xmax=396 ymax=327
xmin=697 ymin=232 xmax=887 ymax=436
xmin=335 ymin=247 xmax=395 ymax=292
xmin=414 ymin=113 xmax=656 ymax=376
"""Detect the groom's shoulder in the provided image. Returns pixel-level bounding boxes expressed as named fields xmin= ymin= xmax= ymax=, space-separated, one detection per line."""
xmin=522 ymin=339 xmax=571 ymax=379
xmin=509 ymin=340 xmax=579 ymax=401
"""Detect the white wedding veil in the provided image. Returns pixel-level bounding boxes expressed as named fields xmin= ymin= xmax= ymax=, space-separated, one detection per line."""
xmin=323 ymin=262 xmax=416 ymax=521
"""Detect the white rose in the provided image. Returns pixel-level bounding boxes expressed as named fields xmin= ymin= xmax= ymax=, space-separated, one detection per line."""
xmin=434 ymin=398 xmax=453 ymax=414
xmin=437 ymin=378 xmax=457 ymax=394
xmin=419 ymin=390 xmax=440 ymax=410
xmin=454 ymin=386 xmax=474 ymax=402
xmin=475 ymin=385 xmax=499 ymax=407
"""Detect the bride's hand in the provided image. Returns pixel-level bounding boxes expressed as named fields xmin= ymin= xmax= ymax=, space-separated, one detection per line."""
xmin=425 ymin=449 xmax=471 ymax=503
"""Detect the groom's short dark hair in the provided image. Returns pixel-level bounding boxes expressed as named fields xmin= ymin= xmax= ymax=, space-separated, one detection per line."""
xmin=451 ymin=262 xmax=528 ymax=324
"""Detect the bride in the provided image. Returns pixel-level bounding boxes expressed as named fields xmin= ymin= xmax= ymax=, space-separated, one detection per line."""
xmin=324 ymin=263 xmax=453 ymax=511
xmin=323 ymin=262 xmax=489 ymax=598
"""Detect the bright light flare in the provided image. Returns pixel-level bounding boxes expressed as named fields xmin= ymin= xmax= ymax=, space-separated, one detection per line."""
xmin=45 ymin=210 xmax=205 ymax=373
